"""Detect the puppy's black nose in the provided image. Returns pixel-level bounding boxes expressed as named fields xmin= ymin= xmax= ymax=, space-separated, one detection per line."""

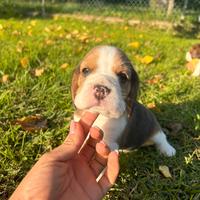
xmin=94 ymin=84 xmax=111 ymax=100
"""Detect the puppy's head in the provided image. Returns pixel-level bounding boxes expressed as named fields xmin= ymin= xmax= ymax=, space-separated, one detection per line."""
xmin=71 ymin=45 xmax=139 ymax=118
xmin=186 ymin=43 xmax=200 ymax=61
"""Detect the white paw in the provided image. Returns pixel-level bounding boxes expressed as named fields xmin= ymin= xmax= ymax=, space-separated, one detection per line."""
xmin=159 ymin=143 xmax=176 ymax=157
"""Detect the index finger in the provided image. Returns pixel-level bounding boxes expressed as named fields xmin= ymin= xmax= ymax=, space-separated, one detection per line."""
xmin=79 ymin=112 xmax=99 ymax=135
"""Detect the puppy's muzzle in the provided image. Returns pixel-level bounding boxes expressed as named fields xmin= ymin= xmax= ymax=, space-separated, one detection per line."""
xmin=94 ymin=84 xmax=111 ymax=100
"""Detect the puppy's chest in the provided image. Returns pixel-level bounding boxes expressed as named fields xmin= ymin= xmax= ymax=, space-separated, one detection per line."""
xmin=74 ymin=112 xmax=127 ymax=149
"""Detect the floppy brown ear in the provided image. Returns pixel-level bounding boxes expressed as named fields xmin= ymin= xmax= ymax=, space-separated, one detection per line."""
xmin=71 ymin=66 xmax=80 ymax=101
xmin=126 ymin=66 xmax=139 ymax=117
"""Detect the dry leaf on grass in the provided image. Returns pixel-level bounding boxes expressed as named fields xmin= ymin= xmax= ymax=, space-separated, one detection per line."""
xmin=20 ymin=57 xmax=29 ymax=68
xmin=1 ymin=74 xmax=9 ymax=83
xmin=60 ymin=63 xmax=69 ymax=69
xmin=34 ymin=68 xmax=44 ymax=77
xmin=2 ymin=74 xmax=9 ymax=83
xmin=159 ymin=165 xmax=172 ymax=178
xmin=15 ymin=115 xmax=48 ymax=132
xmin=147 ymin=102 xmax=161 ymax=112
xmin=141 ymin=55 xmax=154 ymax=64
xmin=128 ymin=41 xmax=140 ymax=48
xmin=146 ymin=74 xmax=163 ymax=84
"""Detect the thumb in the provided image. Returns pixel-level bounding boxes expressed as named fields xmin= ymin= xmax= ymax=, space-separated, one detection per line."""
xmin=48 ymin=121 xmax=86 ymax=161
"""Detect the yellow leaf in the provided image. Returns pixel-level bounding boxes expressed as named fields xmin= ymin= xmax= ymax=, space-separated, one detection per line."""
xmin=0 ymin=24 xmax=3 ymax=30
xmin=12 ymin=30 xmax=21 ymax=36
xmin=60 ymin=63 xmax=69 ymax=69
xmin=16 ymin=40 xmax=25 ymax=53
xmin=45 ymin=39 xmax=54 ymax=45
xmin=147 ymin=102 xmax=156 ymax=109
xmin=94 ymin=37 xmax=102 ymax=43
xmin=15 ymin=115 xmax=47 ymax=132
xmin=56 ymin=26 xmax=62 ymax=31
xmin=2 ymin=74 xmax=9 ymax=83
xmin=159 ymin=165 xmax=172 ymax=178
xmin=79 ymin=35 xmax=89 ymax=43
xmin=44 ymin=27 xmax=50 ymax=33
xmin=146 ymin=74 xmax=163 ymax=84
xmin=139 ymin=34 xmax=143 ymax=38
xmin=30 ymin=20 xmax=37 ymax=26
xmin=20 ymin=57 xmax=29 ymax=68
xmin=27 ymin=30 xmax=32 ymax=36
xmin=124 ymin=26 xmax=128 ymax=30
xmin=128 ymin=42 xmax=140 ymax=49
xmin=141 ymin=55 xmax=154 ymax=64
xmin=34 ymin=68 xmax=44 ymax=77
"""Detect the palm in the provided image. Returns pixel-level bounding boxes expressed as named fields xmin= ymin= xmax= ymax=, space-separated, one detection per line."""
xmin=10 ymin=113 xmax=119 ymax=200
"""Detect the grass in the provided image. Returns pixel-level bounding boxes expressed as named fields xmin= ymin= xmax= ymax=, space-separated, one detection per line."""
xmin=0 ymin=8 xmax=200 ymax=200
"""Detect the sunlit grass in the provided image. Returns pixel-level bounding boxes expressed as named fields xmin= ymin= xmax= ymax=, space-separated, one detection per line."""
xmin=0 ymin=15 xmax=200 ymax=199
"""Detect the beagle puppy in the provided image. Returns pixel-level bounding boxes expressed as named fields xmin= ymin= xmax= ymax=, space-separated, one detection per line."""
xmin=186 ymin=43 xmax=200 ymax=77
xmin=71 ymin=45 xmax=176 ymax=156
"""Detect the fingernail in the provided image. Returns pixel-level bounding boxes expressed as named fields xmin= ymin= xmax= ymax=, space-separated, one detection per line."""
xmin=69 ymin=121 xmax=76 ymax=134
xmin=93 ymin=126 xmax=104 ymax=136
xmin=114 ymin=150 xmax=119 ymax=155
xmin=100 ymin=140 xmax=107 ymax=146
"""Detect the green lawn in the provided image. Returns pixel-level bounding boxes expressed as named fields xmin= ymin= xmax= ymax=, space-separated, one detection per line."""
xmin=0 ymin=14 xmax=200 ymax=199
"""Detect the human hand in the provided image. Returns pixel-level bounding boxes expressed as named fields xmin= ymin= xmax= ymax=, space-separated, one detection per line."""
xmin=10 ymin=112 xmax=119 ymax=200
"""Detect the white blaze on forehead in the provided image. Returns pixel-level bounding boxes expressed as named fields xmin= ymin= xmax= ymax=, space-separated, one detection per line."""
xmin=97 ymin=46 xmax=117 ymax=74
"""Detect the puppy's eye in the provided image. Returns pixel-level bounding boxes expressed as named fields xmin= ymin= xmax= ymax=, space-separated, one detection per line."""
xmin=117 ymin=72 xmax=128 ymax=83
xmin=82 ymin=67 xmax=91 ymax=76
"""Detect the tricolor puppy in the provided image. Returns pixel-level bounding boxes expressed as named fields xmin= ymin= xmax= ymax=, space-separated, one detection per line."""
xmin=71 ymin=45 xmax=176 ymax=156
xmin=186 ymin=43 xmax=200 ymax=77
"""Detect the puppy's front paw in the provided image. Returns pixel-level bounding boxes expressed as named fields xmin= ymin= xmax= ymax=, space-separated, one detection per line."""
xmin=159 ymin=143 xmax=176 ymax=157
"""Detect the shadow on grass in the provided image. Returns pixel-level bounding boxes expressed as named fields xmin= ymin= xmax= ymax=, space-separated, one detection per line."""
xmin=116 ymin=98 xmax=200 ymax=199
xmin=173 ymin=18 xmax=200 ymax=39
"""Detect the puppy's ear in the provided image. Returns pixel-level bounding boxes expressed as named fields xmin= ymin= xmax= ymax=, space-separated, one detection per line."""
xmin=71 ymin=66 xmax=80 ymax=101
xmin=126 ymin=66 xmax=139 ymax=117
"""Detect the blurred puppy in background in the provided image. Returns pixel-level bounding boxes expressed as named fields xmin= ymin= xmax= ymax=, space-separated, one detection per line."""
xmin=186 ymin=43 xmax=200 ymax=77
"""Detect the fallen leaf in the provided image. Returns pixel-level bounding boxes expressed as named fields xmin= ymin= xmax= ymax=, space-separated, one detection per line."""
xmin=159 ymin=165 xmax=172 ymax=178
xmin=79 ymin=35 xmax=89 ymax=43
xmin=20 ymin=57 xmax=29 ymax=68
xmin=139 ymin=34 xmax=143 ymax=38
xmin=0 ymin=24 xmax=3 ymax=30
xmin=45 ymin=39 xmax=54 ymax=45
xmin=30 ymin=20 xmax=37 ymax=26
xmin=27 ymin=30 xmax=32 ymax=36
xmin=141 ymin=55 xmax=154 ymax=64
xmin=94 ymin=37 xmax=102 ymax=43
xmin=44 ymin=27 xmax=50 ymax=33
xmin=1 ymin=74 xmax=9 ymax=83
xmin=34 ymin=68 xmax=44 ymax=77
xmin=147 ymin=74 xmax=163 ymax=84
xmin=56 ymin=25 xmax=62 ymax=31
xmin=72 ymin=30 xmax=79 ymax=36
xmin=147 ymin=102 xmax=156 ymax=109
xmin=16 ymin=40 xmax=25 ymax=53
xmin=59 ymin=33 xmax=64 ymax=38
xmin=124 ymin=26 xmax=128 ymax=30
xmin=15 ymin=115 xmax=48 ymax=132
xmin=60 ymin=63 xmax=68 ymax=69
xmin=128 ymin=41 xmax=140 ymax=49
xmin=147 ymin=102 xmax=161 ymax=112
xmin=12 ymin=30 xmax=21 ymax=36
